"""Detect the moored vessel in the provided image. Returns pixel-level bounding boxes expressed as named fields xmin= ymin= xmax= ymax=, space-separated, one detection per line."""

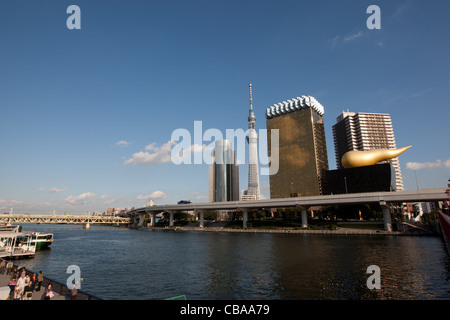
xmin=27 ymin=232 xmax=54 ymax=250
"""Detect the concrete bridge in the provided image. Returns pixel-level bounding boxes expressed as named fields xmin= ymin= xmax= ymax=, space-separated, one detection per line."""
xmin=2 ymin=189 xmax=446 ymax=232
xmin=130 ymin=188 xmax=448 ymax=232
xmin=0 ymin=214 xmax=131 ymax=229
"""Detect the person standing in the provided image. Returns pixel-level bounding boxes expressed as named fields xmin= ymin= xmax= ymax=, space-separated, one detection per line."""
xmin=8 ymin=277 xmax=16 ymax=300
xmin=71 ymin=282 xmax=78 ymax=300
xmin=24 ymin=274 xmax=35 ymax=300
xmin=6 ymin=260 xmax=13 ymax=275
xmin=30 ymin=273 xmax=37 ymax=291
xmin=15 ymin=272 xmax=26 ymax=300
xmin=36 ymin=271 xmax=44 ymax=291
xmin=43 ymin=283 xmax=54 ymax=300
xmin=0 ymin=259 xmax=5 ymax=274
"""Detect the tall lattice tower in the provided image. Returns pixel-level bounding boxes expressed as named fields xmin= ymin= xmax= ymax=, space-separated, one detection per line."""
xmin=243 ymin=83 xmax=260 ymax=200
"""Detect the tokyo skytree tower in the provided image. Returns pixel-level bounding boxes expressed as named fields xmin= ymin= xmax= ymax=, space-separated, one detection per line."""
xmin=245 ymin=83 xmax=260 ymax=200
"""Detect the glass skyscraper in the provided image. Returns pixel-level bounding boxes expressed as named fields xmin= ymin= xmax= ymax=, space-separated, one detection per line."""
xmin=208 ymin=139 xmax=239 ymax=202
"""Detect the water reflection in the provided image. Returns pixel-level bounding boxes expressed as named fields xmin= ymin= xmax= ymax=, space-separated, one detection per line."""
xmin=201 ymin=232 xmax=450 ymax=299
xmin=271 ymin=234 xmax=450 ymax=299
xmin=203 ymin=233 xmax=280 ymax=299
xmin=18 ymin=224 xmax=450 ymax=300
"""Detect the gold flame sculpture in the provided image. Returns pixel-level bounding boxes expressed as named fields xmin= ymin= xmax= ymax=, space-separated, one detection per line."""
xmin=341 ymin=146 xmax=412 ymax=168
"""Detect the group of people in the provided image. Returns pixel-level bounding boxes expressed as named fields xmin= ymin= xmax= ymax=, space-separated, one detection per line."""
xmin=1 ymin=259 xmax=53 ymax=300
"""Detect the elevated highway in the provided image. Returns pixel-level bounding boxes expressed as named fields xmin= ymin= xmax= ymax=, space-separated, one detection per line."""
xmin=2 ymin=189 xmax=445 ymax=232
xmin=130 ymin=188 xmax=448 ymax=231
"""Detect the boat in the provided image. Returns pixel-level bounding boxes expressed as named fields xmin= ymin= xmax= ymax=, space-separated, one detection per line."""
xmin=0 ymin=225 xmax=53 ymax=250
xmin=25 ymin=232 xmax=54 ymax=250
xmin=0 ymin=231 xmax=36 ymax=258
xmin=0 ymin=225 xmax=20 ymax=233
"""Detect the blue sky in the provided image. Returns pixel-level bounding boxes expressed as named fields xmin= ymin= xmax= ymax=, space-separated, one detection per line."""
xmin=0 ymin=0 xmax=448 ymax=214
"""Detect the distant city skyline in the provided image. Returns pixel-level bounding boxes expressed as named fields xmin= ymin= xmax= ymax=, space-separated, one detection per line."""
xmin=0 ymin=1 xmax=449 ymax=214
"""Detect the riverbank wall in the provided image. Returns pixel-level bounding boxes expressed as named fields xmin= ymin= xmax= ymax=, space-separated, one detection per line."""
xmin=142 ymin=225 xmax=436 ymax=236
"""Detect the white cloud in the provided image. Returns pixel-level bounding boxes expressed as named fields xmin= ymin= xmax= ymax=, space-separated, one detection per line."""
xmin=98 ymin=194 xmax=123 ymax=205
xmin=65 ymin=192 xmax=96 ymax=205
xmin=393 ymin=1 xmax=414 ymax=18
xmin=344 ymin=31 xmax=364 ymax=42
xmin=0 ymin=200 xmax=55 ymax=213
xmin=115 ymin=140 xmax=130 ymax=147
xmin=176 ymin=143 xmax=207 ymax=159
xmin=49 ymin=187 xmax=67 ymax=194
xmin=189 ymin=144 xmax=206 ymax=153
xmin=0 ymin=199 xmax=24 ymax=209
xmin=137 ymin=191 xmax=167 ymax=200
xmin=104 ymin=196 xmax=124 ymax=205
xmin=405 ymin=159 xmax=450 ymax=170
xmin=125 ymin=141 xmax=176 ymax=166
xmin=330 ymin=35 xmax=340 ymax=48
xmin=330 ymin=31 xmax=365 ymax=48
xmin=144 ymin=143 xmax=159 ymax=152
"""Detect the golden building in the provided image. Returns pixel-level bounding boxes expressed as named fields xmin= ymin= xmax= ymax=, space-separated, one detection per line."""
xmin=266 ymin=96 xmax=329 ymax=198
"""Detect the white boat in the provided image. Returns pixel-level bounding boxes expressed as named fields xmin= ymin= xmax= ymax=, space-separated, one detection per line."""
xmin=0 ymin=231 xmax=36 ymax=258
xmin=27 ymin=232 xmax=54 ymax=250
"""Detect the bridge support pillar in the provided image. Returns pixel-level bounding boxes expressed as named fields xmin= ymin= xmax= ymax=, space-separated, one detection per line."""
xmin=380 ymin=202 xmax=392 ymax=232
xmin=298 ymin=206 xmax=309 ymax=228
xmin=132 ymin=215 xmax=139 ymax=228
xmin=301 ymin=210 xmax=308 ymax=228
xmin=151 ymin=212 xmax=157 ymax=227
xmin=243 ymin=211 xmax=248 ymax=229
xmin=83 ymin=223 xmax=90 ymax=229
xmin=138 ymin=213 xmax=145 ymax=228
xmin=199 ymin=211 xmax=204 ymax=228
xmin=169 ymin=212 xmax=174 ymax=227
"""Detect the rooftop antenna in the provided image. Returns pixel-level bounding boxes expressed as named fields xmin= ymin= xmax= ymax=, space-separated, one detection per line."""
xmin=249 ymin=83 xmax=253 ymax=110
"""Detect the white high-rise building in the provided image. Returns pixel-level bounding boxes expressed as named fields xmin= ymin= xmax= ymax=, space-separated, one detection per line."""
xmin=332 ymin=111 xmax=404 ymax=191
xmin=242 ymin=83 xmax=260 ymax=200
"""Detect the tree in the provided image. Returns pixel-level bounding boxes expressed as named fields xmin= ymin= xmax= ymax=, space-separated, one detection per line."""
xmin=204 ymin=210 xmax=218 ymax=220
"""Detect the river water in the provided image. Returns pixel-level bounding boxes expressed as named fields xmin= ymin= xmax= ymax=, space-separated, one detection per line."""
xmin=17 ymin=224 xmax=450 ymax=300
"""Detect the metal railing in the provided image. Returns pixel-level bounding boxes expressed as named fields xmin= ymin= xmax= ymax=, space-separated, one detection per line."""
xmin=0 ymin=215 xmax=131 ymax=225
xmin=2 ymin=259 xmax=102 ymax=300
xmin=38 ymin=275 xmax=102 ymax=300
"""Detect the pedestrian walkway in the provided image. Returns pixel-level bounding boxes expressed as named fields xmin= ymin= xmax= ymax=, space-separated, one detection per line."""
xmin=0 ymin=262 xmax=70 ymax=300
xmin=0 ymin=259 xmax=99 ymax=300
